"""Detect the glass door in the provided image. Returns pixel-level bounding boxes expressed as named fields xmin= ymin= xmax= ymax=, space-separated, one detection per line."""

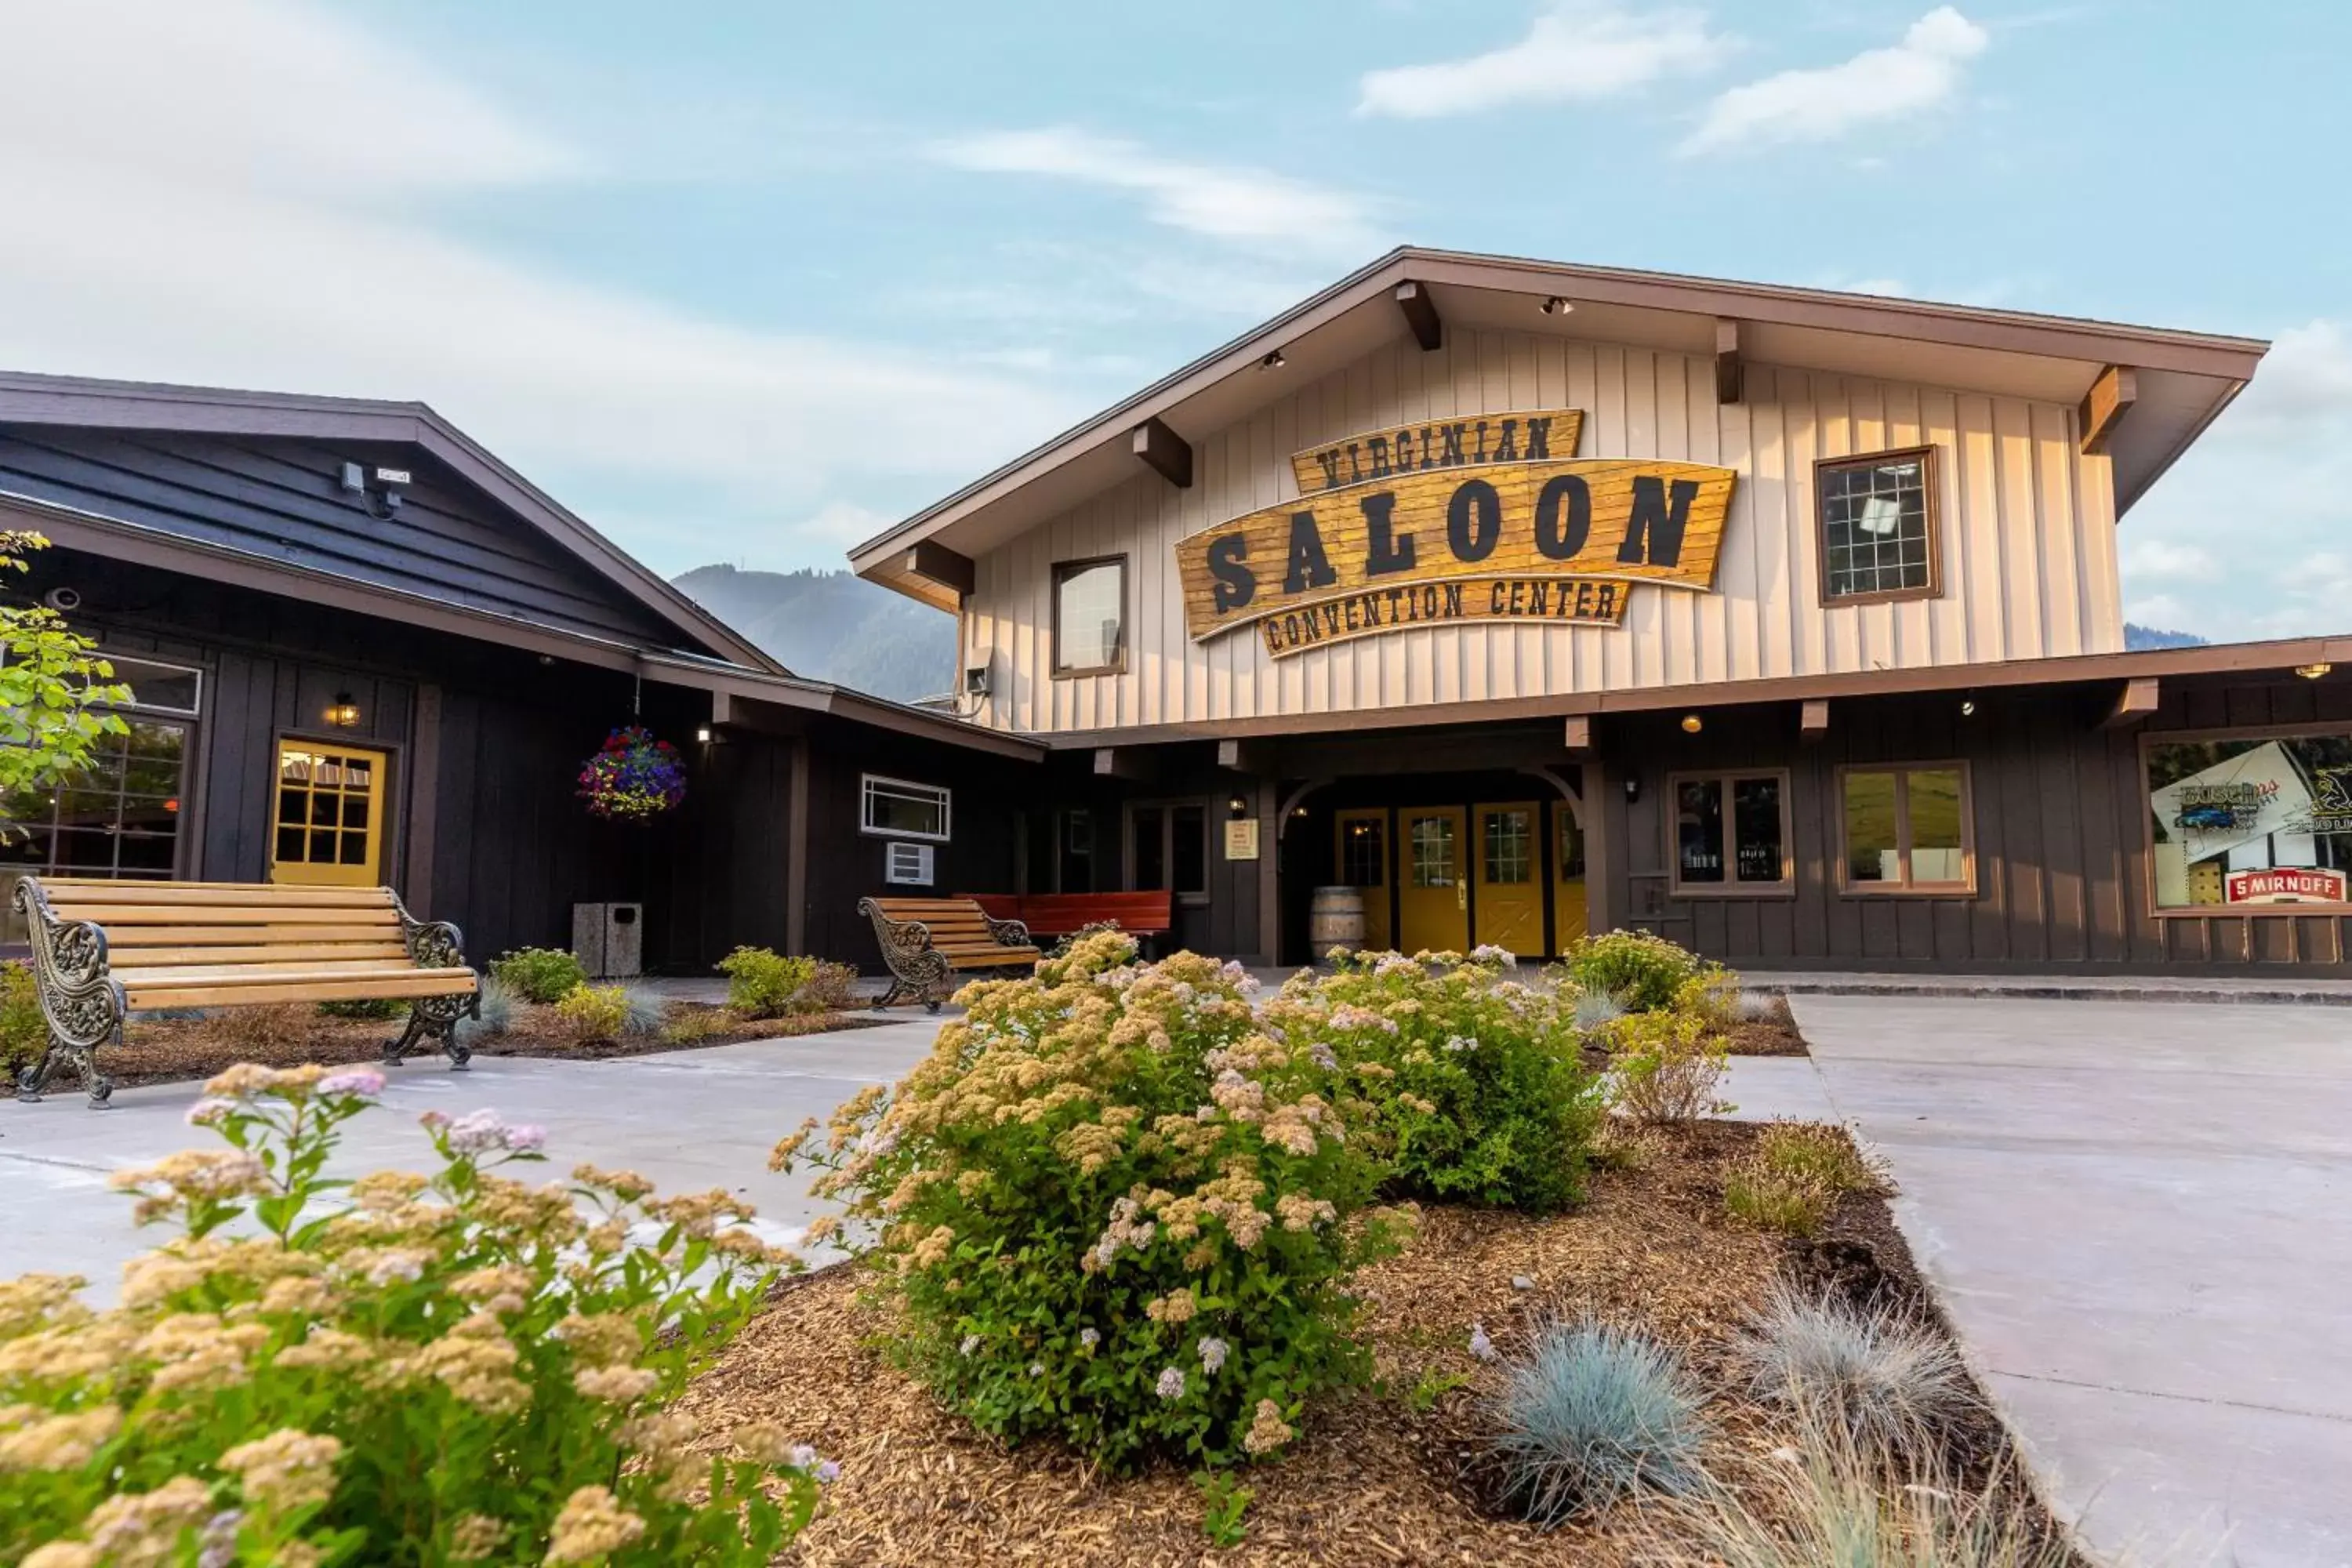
xmin=270 ymin=740 xmax=388 ymax=886
xmin=1333 ymin=808 xmax=1391 ymax=950
xmin=1472 ymin=801 xmax=1542 ymax=956
xmin=1396 ymin=807 xmax=1468 ymax=954
xmin=1552 ymin=800 xmax=1588 ymax=953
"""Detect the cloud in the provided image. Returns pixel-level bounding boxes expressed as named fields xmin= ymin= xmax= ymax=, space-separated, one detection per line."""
xmin=0 ymin=0 xmax=1080 ymax=574
xmin=1680 ymin=5 xmax=1987 ymax=155
xmin=1356 ymin=3 xmax=1731 ymax=119
xmin=928 ymin=127 xmax=1385 ymax=257
xmin=2122 ymin=321 xmax=2352 ymax=642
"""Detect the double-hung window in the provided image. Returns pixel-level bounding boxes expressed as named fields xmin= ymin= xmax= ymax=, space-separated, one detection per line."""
xmin=1668 ymin=771 xmax=1791 ymax=894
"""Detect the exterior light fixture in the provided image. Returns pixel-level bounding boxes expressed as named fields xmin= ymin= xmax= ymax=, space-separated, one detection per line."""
xmin=695 ymin=725 xmax=713 ymax=743
xmin=1959 ymin=697 xmax=1977 ymax=717
xmin=1680 ymin=713 xmax=1703 ymax=734
xmin=1622 ymin=776 xmax=1641 ymax=803
xmin=1541 ymin=296 xmax=1573 ymax=315
xmin=324 ymin=693 xmax=361 ymax=728
xmin=1260 ymin=349 xmax=1287 ymax=370
xmin=2296 ymin=662 xmax=2333 ymax=681
xmin=1228 ymin=796 xmax=1250 ymax=818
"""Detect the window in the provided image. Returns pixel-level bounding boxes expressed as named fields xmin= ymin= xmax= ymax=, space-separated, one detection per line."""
xmin=1130 ymin=802 xmax=1210 ymax=899
xmin=271 ymin=741 xmax=387 ymax=886
xmin=1817 ymin=448 xmax=1939 ymax=604
xmin=1668 ymin=771 xmax=1791 ymax=894
xmin=1052 ymin=557 xmax=1127 ymax=676
xmin=1839 ymin=764 xmax=1975 ymax=893
xmin=103 ymin=656 xmax=202 ymax=717
xmin=1483 ymin=808 xmax=1533 ymax=884
xmin=1340 ymin=814 xmax=1387 ymax=888
xmin=1409 ymin=814 xmax=1457 ymax=887
xmin=861 ymin=775 xmax=950 ymax=840
xmin=2144 ymin=730 xmax=2352 ymax=913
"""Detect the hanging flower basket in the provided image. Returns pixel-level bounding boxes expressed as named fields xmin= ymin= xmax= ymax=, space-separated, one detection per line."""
xmin=577 ymin=724 xmax=686 ymax=821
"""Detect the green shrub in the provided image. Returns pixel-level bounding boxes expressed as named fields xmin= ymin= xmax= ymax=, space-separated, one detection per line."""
xmin=317 ymin=996 xmax=404 ymax=1022
xmin=1723 ymin=1159 xmax=1833 ymax=1237
xmin=778 ymin=934 xmax=1413 ymax=1472
xmin=0 ymin=1063 xmax=826 ymax=1566
xmin=715 ymin=947 xmax=816 ymax=1018
xmin=553 ymin=983 xmax=632 ymax=1043
xmin=1269 ymin=949 xmax=1603 ymax=1214
xmin=1605 ymin=1007 xmax=1731 ymax=1124
xmin=1565 ymin=931 xmax=1704 ymax=1013
xmin=1730 ymin=1287 xmax=1977 ymax=1461
xmin=1 ymin=960 xmax=44 ymax=1079
xmin=1755 ymin=1122 xmax=1890 ymax=1199
xmin=490 ymin=946 xmax=587 ymax=1004
xmin=1488 ymin=1319 xmax=1709 ymax=1525
xmin=798 ymin=960 xmax=860 ymax=1013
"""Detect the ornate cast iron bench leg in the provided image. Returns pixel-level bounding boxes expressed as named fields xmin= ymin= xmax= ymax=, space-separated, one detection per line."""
xmin=384 ymin=894 xmax=479 ymax=1070
xmin=13 ymin=879 xmax=125 ymax=1109
xmin=858 ymin=898 xmax=953 ymax=1012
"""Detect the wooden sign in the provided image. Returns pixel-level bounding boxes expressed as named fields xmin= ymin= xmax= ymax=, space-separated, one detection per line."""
xmin=1291 ymin=409 xmax=1585 ymax=495
xmin=1175 ymin=452 xmax=1737 ymax=654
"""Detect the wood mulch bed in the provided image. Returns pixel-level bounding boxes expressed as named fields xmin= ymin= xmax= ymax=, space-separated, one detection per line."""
xmin=676 ymin=1121 xmax=2072 ymax=1567
xmin=1722 ymin=993 xmax=1809 ymax=1057
xmin=3 ymin=1000 xmax=887 ymax=1096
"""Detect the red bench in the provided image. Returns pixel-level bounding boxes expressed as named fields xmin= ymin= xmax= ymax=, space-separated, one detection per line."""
xmin=961 ymin=891 xmax=1175 ymax=942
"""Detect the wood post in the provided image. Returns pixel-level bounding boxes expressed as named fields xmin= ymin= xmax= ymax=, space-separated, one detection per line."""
xmin=902 ymin=539 xmax=975 ymax=599
xmin=2102 ymin=677 xmax=2160 ymax=729
xmin=1563 ymin=715 xmax=1593 ymax=754
xmin=2079 ymin=365 xmax=2138 ymax=456
xmin=1395 ymin=281 xmax=1443 ymax=351
xmin=1799 ymin=699 xmax=1829 ymax=740
xmin=1131 ymin=417 xmax=1194 ymax=488
xmin=1715 ymin=319 xmax=1744 ymax=405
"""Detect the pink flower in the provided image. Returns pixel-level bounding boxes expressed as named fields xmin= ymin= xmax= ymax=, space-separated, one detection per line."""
xmin=318 ymin=1069 xmax=385 ymax=1098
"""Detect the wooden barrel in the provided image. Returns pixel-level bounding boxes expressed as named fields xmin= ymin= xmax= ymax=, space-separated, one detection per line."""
xmin=1308 ymin=885 xmax=1367 ymax=950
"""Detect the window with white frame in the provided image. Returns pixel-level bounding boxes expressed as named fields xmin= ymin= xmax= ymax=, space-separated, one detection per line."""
xmin=861 ymin=775 xmax=950 ymax=840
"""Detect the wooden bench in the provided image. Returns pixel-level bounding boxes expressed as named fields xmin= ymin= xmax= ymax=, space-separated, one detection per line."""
xmin=962 ymin=891 xmax=1175 ymax=946
xmin=856 ymin=895 xmax=1040 ymax=1011
xmin=10 ymin=877 xmax=480 ymax=1107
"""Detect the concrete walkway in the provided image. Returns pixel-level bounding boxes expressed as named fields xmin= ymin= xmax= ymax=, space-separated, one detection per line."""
xmin=1792 ymin=995 xmax=2352 ymax=1568
xmin=0 ymin=1020 xmax=944 ymax=1299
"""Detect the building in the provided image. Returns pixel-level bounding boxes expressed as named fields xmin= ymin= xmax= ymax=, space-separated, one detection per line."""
xmin=0 ymin=373 xmax=1042 ymax=973
xmin=851 ymin=249 xmax=2352 ymax=975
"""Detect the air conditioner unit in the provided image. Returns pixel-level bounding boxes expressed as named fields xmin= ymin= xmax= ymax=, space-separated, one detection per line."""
xmin=884 ymin=840 xmax=935 ymax=886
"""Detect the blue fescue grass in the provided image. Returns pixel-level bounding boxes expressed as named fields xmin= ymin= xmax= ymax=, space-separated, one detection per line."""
xmin=1731 ymin=1287 xmax=1978 ymax=1461
xmin=1487 ymin=1319 xmax=1710 ymax=1525
xmin=1572 ymin=990 xmax=1627 ymax=1033
xmin=617 ymin=982 xmax=667 ymax=1038
xmin=452 ymin=975 xmax=519 ymax=1048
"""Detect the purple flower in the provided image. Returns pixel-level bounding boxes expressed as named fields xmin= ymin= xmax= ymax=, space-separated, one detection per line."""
xmin=442 ymin=1109 xmax=543 ymax=1156
xmin=317 ymin=1068 xmax=386 ymax=1098
xmin=1156 ymin=1367 xmax=1186 ymax=1400
xmin=786 ymin=1443 xmax=818 ymax=1468
xmin=815 ymin=1459 xmax=841 ymax=1485
xmin=1197 ymin=1337 xmax=1229 ymax=1375
xmin=185 ymin=1097 xmax=236 ymax=1127
xmin=1469 ymin=1323 xmax=1498 ymax=1363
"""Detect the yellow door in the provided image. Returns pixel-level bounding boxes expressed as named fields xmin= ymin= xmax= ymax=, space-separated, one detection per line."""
xmin=1397 ymin=807 xmax=1468 ymax=953
xmin=1333 ymin=808 xmax=1392 ymax=950
xmin=1474 ymin=801 xmax=1544 ymax=956
xmin=1553 ymin=800 xmax=1588 ymax=955
xmin=270 ymin=740 xmax=388 ymax=887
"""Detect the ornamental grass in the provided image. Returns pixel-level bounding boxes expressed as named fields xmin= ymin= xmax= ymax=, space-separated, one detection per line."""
xmin=0 ymin=1065 xmax=831 ymax=1566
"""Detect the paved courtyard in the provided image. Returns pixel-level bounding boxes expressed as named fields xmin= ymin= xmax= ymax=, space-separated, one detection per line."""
xmin=1789 ymin=995 xmax=2352 ymax=1568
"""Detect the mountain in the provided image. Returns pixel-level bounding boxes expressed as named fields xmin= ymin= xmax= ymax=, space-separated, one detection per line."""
xmin=672 ymin=564 xmax=955 ymax=703
xmin=2124 ymin=623 xmax=2208 ymax=651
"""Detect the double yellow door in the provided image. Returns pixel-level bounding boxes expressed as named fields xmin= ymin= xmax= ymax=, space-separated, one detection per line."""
xmin=1347 ymin=802 xmax=1548 ymax=956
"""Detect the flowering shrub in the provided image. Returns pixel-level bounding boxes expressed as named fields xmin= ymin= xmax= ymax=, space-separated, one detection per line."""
xmin=551 ymin=984 xmax=632 ymax=1043
xmin=1605 ymin=1005 xmax=1731 ymax=1124
xmin=488 ymin=946 xmax=587 ymax=1005
xmin=1269 ymin=949 xmax=1603 ymax=1214
xmin=715 ymin=947 xmax=817 ymax=1018
xmin=576 ymin=725 xmax=686 ymax=822
xmin=778 ymin=933 xmax=1412 ymax=1472
xmin=1565 ymin=930 xmax=1704 ymax=1013
xmin=0 ymin=1065 xmax=829 ymax=1566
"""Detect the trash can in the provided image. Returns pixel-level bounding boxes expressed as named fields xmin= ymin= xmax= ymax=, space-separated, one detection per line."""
xmin=571 ymin=902 xmax=643 ymax=978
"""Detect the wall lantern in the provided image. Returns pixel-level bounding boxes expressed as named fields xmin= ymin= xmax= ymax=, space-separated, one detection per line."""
xmin=324 ymin=692 xmax=361 ymax=728
xmin=1541 ymin=296 xmax=1574 ymax=315
xmin=1959 ymin=697 xmax=1978 ymax=717
xmin=1622 ymin=776 xmax=1641 ymax=804
xmin=2296 ymin=662 xmax=2333 ymax=681
xmin=694 ymin=725 xmax=713 ymax=743
xmin=1679 ymin=713 xmax=1704 ymax=734
xmin=1227 ymin=796 xmax=1250 ymax=818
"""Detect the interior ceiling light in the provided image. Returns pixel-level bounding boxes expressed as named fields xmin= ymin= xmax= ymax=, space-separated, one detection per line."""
xmin=2296 ymin=662 xmax=2333 ymax=680
xmin=1541 ymin=296 xmax=1574 ymax=315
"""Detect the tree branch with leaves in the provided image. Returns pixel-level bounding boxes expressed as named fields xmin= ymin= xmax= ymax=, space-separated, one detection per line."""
xmin=1 ymin=530 xmax=132 ymax=843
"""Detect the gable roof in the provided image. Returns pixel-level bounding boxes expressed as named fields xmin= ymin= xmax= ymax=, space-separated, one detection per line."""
xmin=850 ymin=246 xmax=2269 ymax=610
xmin=0 ymin=369 xmax=782 ymax=673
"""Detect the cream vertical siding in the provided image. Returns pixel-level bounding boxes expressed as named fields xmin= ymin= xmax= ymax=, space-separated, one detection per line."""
xmin=960 ymin=328 xmax=2122 ymax=735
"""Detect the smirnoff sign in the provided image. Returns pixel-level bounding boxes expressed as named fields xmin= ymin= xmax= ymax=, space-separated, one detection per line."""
xmin=2224 ymin=866 xmax=2350 ymax=906
xmin=1175 ymin=408 xmax=1736 ymax=656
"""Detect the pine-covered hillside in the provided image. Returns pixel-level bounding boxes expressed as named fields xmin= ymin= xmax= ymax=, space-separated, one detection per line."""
xmin=2123 ymin=623 xmax=2208 ymax=651
xmin=672 ymin=565 xmax=954 ymax=703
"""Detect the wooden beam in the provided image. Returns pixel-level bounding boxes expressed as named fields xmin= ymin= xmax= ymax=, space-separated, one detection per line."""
xmin=1799 ymin=699 xmax=1829 ymax=740
xmin=902 ymin=539 xmax=974 ymax=598
xmin=2078 ymin=365 xmax=2138 ymax=456
xmin=1563 ymin=715 xmax=1593 ymax=754
xmin=2103 ymin=677 xmax=2160 ymax=729
xmin=1131 ymin=416 xmax=1193 ymax=488
xmin=709 ymin=691 xmax=735 ymax=728
xmin=1216 ymin=739 xmax=1272 ymax=775
xmin=1715 ymin=318 xmax=1744 ymax=405
xmin=1092 ymin=746 xmax=1156 ymax=782
xmin=1394 ymin=280 xmax=1443 ymax=351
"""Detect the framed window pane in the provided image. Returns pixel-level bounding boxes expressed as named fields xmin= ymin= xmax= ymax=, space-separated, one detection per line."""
xmin=2146 ymin=733 xmax=2352 ymax=910
xmin=1843 ymin=771 xmax=1900 ymax=884
xmin=1408 ymin=815 xmax=1456 ymax=888
xmin=1907 ymin=769 xmax=1967 ymax=884
xmin=102 ymin=658 xmax=202 ymax=717
xmin=1675 ymin=779 xmax=1726 ymax=884
xmin=1732 ymin=777 xmax=1784 ymax=883
xmin=1819 ymin=450 xmax=1935 ymax=601
xmin=1483 ymin=808 xmax=1533 ymax=884
xmin=861 ymin=775 xmax=950 ymax=840
xmin=0 ymin=716 xmax=190 ymax=908
xmin=1171 ymin=805 xmax=1207 ymax=896
xmin=1341 ymin=815 xmax=1386 ymax=887
xmin=1053 ymin=557 xmax=1126 ymax=674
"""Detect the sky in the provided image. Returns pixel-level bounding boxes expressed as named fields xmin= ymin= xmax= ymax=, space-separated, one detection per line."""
xmin=0 ymin=0 xmax=2345 ymax=642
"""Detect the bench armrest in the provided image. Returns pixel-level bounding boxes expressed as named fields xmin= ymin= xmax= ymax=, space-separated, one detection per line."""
xmin=982 ymin=914 xmax=1032 ymax=948
xmin=12 ymin=877 xmax=125 ymax=1043
xmin=387 ymin=890 xmax=472 ymax=977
